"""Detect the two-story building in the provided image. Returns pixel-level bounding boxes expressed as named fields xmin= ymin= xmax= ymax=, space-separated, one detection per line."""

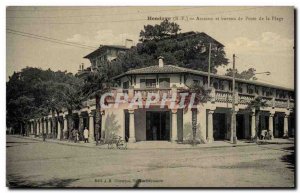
xmin=27 ymin=33 xmax=294 ymax=144
xmin=97 ymin=57 xmax=294 ymax=143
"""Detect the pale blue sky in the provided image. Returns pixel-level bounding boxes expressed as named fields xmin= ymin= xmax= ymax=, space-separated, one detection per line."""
xmin=6 ymin=6 xmax=294 ymax=88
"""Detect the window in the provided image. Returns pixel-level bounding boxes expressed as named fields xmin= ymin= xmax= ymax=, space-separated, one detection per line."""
xmin=255 ymin=86 xmax=260 ymax=95
xmin=140 ymin=79 xmax=156 ymax=88
xmin=247 ymin=85 xmax=254 ymax=94
xmin=237 ymin=83 xmax=243 ymax=93
xmin=219 ymin=81 xmax=225 ymax=90
xmin=193 ymin=79 xmax=200 ymax=85
xmin=213 ymin=82 xmax=219 ymax=90
xmin=123 ymin=81 xmax=129 ymax=89
xmin=159 ymin=78 xmax=170 ymax=88
xmin=276 ymin=90 xmax=287 ymax=99
xmin=265 ymin=88 xmax=273 ymax=97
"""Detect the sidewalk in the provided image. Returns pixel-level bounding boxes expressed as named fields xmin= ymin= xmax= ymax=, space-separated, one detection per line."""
xmin=9 ymin=135 xmax=294 ymax=150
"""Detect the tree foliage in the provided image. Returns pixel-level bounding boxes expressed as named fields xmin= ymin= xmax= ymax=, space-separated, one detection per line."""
xmin=113 ymin=20 xmax=229 ymax=74
xmin=225 ymin=68 xmax=256 ymax=80
xmin=6 ymin=67 xmax=84 ymax=134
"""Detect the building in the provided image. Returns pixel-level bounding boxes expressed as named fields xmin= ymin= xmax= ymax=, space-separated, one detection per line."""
xmin=77 ymin=40 xmax=133 ymax=77
xmin=26 ymin=33 xmax=294 ymax=144
xmin=27 ymin=56 xmax=294 ymax=144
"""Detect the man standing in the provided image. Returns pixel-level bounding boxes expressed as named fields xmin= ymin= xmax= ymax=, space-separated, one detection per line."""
xmin=84 ymin=127 xmax=89 ymax=143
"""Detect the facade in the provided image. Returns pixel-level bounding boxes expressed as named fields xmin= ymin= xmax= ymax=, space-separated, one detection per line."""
xmin=26 ymin=32 xmax=294 ymax=144
xmin=76 ymin=42 xmax=132 ymax=77
xmin=27 ymin=57 xmax=295 ymax=144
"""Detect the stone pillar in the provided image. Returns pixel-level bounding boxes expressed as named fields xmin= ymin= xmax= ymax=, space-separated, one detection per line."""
xmin=37 ymin=120 xmax=40 ymax=135
xmin=128 ymin=109 xmax=136 ymax=143
xmin=42 ymin=118 xmax=45 ymax=134
xmin=48 ymin=118 xmax=51 ymax=135
xmin=57 ymin=118 xmax=61 ymax=140
xmin=283 ymin=114 xmax=289 ymax=138
xmin=269 ymin=113 xmax=274 ymax=140
xmin=207 ymin=110 xmax=214 ymax=143
xmin=171 ymin=109 xmax=178 ymax=142
xmin=63 ymin=116 xmax=68 ymax=139
xmin=89 ymin=112 xmax=95 ymax=142
xmin=251 ymin=112 xmax=256 ymax=139
xmin=244 ymin=114 xmax=250 ymax=139
xmin=29 ymin=122 xmax=32 ymax=134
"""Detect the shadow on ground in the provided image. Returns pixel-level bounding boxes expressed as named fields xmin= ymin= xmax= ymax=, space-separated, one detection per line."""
xmin=6 ymin=141 xmax=38 ymax=148
xmin=7 ymin=174 xmax=78 ymax=188
xmin=281 ymin=146 xmax=295 ymax=172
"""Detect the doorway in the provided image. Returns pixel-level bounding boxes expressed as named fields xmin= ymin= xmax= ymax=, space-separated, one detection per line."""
xmin=213 ymin=113 xmax=226 ymax=140
xmin=146 ymin=111 xmax=170 ymax=140
xmin=236 ymin=114 xmax=244 ymax=139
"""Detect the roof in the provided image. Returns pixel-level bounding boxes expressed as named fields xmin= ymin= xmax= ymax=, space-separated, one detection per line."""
xmin=114 ymin=64 xmax=294 ymax=91
xmin=122 ymin=65 xmax=187 ymax=75
xmin=84 ymin=45 xmax=129 ymax=59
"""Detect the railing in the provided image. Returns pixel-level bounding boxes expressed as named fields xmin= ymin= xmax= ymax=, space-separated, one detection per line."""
xmin=215 ymin=90 xmax=233 ymax=103
xmin=238 ymin=93 xmax=255 ymax=104
xmin=81 ymin=87 xmax=294 ymax=110
xmin=274 ymin=98 xmax=288 ymax=108
xmin=261 ymin=96 xmax=274 ymax=107
xmin=133 ymin=88 xmax=172 ymax=99
xmin=214 ymin=90 xmax=293 ymax=109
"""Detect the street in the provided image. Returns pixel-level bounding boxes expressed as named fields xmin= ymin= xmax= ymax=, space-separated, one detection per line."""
xmin=6 ymin=135 xmax=294 ymax=188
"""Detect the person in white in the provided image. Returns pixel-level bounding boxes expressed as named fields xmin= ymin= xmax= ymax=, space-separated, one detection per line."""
xmin=83 ymin=127 xmax=89 ymax=143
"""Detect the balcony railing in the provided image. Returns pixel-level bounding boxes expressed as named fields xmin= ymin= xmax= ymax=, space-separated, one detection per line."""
xmin=80 ymin=87 xmax=294 ymax=110
xmin=133 ymin=88 xmax=172 ymax=99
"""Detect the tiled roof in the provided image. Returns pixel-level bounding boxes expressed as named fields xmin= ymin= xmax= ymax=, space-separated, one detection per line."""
xmin=114 ymin=64 xmax=294 ymax=91
xmin=124 ymin=65 xmax=187 ymax=74
xmin=84 ymin=45 xmax=129 ymax=59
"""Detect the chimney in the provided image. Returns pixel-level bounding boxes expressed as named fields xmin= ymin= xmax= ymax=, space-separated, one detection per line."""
xmin=158 ymin=56 xmax=164 ymax=68
xmin=125 ymin=39 xmax=133 ymax=48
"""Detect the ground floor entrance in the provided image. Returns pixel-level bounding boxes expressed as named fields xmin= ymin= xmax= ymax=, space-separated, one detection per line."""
xmin=146 ymin=111 xmax=170 ymax=141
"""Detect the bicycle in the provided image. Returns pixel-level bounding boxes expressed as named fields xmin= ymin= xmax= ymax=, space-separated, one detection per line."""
xmin=99 ymin=135 xmax=127 ymax=150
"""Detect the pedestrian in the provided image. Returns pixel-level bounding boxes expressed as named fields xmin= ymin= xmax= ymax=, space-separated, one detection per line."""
xmin=152 ymin=125 xmax=157 ymax=140
xmin=42 ymin=132 xmax=46 ymax=142
xmin=76 ymin=130 xmax=79 ymax=143
xmin=84 ymin=127 xmax=89 ymax=143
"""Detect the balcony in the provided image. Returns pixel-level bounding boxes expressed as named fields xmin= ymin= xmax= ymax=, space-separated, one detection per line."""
xmin=81 ymin=87 xmax=294 ymax=110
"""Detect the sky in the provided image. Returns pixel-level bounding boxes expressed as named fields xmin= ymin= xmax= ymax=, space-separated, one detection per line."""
xmin=6 ymin=6 xmax=294 ymax=89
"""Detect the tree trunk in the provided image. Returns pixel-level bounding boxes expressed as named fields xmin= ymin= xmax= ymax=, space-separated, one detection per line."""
xmin=191 ymin=108 xmax=197 ymax=144
xmin=20 ymin=122 xmax=23 ymax=135
xmin=67 ymin=109 xmax=73 ymax=141
xmin=95 ymin=95 xmax=101 ymax=145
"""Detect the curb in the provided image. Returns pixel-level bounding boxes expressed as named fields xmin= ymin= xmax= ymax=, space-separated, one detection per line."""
xmin=8 ymin=135 xmax=293 ymax=150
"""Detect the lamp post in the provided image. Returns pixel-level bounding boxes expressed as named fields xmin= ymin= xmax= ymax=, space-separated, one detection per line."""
xmin=208 ymin=43 xmax=212 ymax=88
xmin=230 ymin=58 xmax=271 ymax=144
xmin=231 ymin=54 xmax=237 ymax=144
xmin=252 ymin=71 xmax=271 ymax=80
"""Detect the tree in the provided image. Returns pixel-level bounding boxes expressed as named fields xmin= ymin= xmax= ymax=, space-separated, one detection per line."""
xmin=112 ymin=20 xmax=229 ymax=75
xmin=246 ymin=96 xmax=267 ymax=142
xmin=225 ymin=68 xmax=256 ymax=80
xmin=140 ymin=20 xmax=181 ymax=41
xmin=6 ymin=67 xmax=84 ymax=138
xmin=82 ymin=62 xmax=114 ymax=145
xmin=179 ymin=82 xmax=211 ymax=145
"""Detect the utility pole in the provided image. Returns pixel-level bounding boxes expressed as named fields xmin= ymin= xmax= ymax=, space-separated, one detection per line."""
xmin=207 ymin=43 xmax=212 ymax=88
xmin=231 ymin=54 xmax=237 ymax=144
